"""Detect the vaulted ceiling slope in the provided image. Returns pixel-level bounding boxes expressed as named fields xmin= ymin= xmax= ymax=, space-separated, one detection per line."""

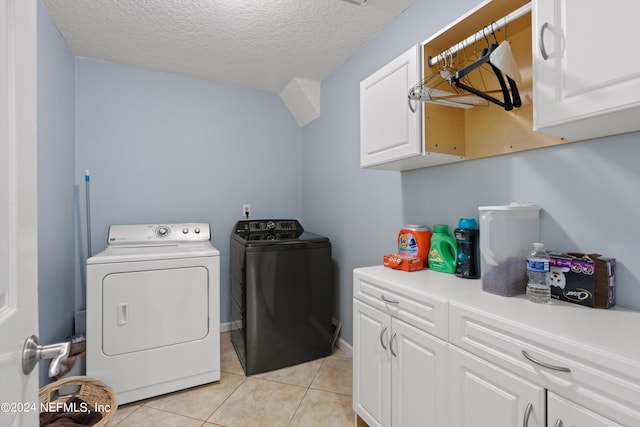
xmin=42 ymin=0 xmax=415 ymax=95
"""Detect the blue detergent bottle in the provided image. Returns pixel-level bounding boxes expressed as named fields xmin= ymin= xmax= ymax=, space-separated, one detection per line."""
xmin=428 ymin=224 xmax=457 ymax=274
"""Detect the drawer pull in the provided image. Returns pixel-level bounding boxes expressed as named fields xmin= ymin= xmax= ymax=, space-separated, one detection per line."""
xmin=554 ymin=419 xmax=563 ymax=427
xmin=381 ymin=294 xmax=400 ymax=304
xmin=379 ymin=326 xmax=388 ymax=350
xmin=523 ymin=403 xmax=533 ymax=427
xmin=522 ymin=350 xmax=571 ymax=373
xmin=390 ymin=332 xmax=398 ymax=357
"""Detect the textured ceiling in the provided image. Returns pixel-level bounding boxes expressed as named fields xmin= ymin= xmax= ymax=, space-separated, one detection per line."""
xmin=42 ymin=0 xmax=415 ymax=94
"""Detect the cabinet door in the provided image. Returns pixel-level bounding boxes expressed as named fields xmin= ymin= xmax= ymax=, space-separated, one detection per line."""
xmin=353 ymin=299 xmax=391 ymax=427
xmin=533 ymin=0 xmax=640 ymax=141
xmin=360 ymin=45 xmax=421 ymax=167
xmin=448 ymin=345 xmax=545 ymax=427
xmin=547 ymin=392 xmax=624 ymax=427
xmin=391 ymin=317 xmax=447 ymax=427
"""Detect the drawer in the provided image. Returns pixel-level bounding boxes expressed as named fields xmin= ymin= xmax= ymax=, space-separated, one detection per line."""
xmin=354 ymin=271 xmax=448 ymax=341
xmin=449 ymin=302 xmax=640 ymax=426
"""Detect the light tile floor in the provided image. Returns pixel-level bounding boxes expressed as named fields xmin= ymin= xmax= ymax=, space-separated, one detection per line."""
xmin=106 ymin=332 xmax=354 ymax=427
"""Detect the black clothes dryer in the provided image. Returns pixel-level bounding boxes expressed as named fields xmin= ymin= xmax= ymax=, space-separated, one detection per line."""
xmin=230 ymin=219 xmax=334 ymax=375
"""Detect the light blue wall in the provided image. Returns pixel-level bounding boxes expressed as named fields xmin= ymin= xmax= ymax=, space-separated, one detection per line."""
xmin=303 ymin=0 xmax=640 ymax=345
xmin=37 ymin=0 xmax=76 ymax=385
xmin=74 ymin=59 xmax=302 ymax=324
xmin=402 ymin=134 xmax=640 ymax=309
xmin=302 ymin=0 xmax=482 ymax=344
xmin=39 ymin=0 xmax=640 ymax=361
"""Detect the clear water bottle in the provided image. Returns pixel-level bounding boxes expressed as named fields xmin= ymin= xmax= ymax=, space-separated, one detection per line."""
xmin=526 ymin=243 xmax=551 ymax=303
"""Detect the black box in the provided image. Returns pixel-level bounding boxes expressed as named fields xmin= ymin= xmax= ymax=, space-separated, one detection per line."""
xmin=548 ymin=252 xmax=615 ymax=308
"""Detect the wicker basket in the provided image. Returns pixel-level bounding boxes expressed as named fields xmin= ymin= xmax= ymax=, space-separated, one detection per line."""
xmin=39 ymin=376 xmax=117 ymax=427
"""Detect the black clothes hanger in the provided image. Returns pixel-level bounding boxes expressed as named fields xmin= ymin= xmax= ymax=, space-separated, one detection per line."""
xmin=449 ymin=42 xmax=515 ymax=111
xmin=506 ymin=75 xmax=521 ymax=108
xmin=451 ymin=43 xmax=512 ymax=109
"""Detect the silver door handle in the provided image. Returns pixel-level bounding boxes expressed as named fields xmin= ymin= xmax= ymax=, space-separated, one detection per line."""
xmin=22 ymin=335 xmax=70 ymax=377
xmin=554 ymin=419 xmax=563 ymax=427
xmin=389 ymin=332 xmax=398 ymax=357
xmin=408 ymin=96 xmax=416 ymax=113
xmin=381 ymin=294 xmax=399 ymax=304
xmin=523 ymin=403 xmax=533 ymax=427
xmin=539 ymin=22 xmax=550 ymax=60
xmin=522 ymin=350 xmax=571 ymax=373
xmin=379 ymin=326 xmax=388 ymax=350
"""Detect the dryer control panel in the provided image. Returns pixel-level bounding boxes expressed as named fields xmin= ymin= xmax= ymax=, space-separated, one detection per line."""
xmin=107 ymin=223 xmax=211 ymax=246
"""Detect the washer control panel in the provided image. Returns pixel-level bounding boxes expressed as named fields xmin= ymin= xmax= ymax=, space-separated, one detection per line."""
xmin=234 ymin=219 xmax=303 ymax=241
xmin=108 ymin=223 xmax=211 ymax=246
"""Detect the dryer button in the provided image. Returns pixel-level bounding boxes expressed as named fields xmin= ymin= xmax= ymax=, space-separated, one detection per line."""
xmin=183 ymin=228 xmax=189 ymax=234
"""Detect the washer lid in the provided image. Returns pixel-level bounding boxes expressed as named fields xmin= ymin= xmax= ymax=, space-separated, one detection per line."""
xmin=87 ymin=241 xmax=219 ymax=264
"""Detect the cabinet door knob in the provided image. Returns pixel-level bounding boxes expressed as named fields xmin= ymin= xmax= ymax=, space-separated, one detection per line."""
xmin=379 ymin=326 xmax=388 ymax=350
xmin=390 ymin=332 xmax=398 ymax=357
xmin=540 ymin=22 xmax=551 ymax=60
xmin=554 ymin=419 xmax=563 ymax=427
xmin=522 ymin=350 xmax=571 ymax=373
xmin=523 ymin=403 xmax=533 ymax=427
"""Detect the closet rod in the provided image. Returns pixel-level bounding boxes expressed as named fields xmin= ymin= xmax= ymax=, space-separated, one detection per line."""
xmin=427 ymin=2 xmax=532 ymax=67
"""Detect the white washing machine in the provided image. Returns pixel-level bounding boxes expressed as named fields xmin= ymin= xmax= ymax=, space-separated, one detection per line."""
xmin=86 ymin=223 xmax=220 ymax=404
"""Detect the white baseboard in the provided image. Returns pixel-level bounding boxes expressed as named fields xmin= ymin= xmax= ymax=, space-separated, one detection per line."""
xmin=337 ymin=337 xmax=353 ymax=357
xmin=220 ymin=321 xmax=234 ymax=333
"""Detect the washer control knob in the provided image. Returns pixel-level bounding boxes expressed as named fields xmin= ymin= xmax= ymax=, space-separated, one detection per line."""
xmin=156 ymin=226 xmax=170 ymax=237
xmin=266 ymin=221 xmax=276 ymax=230
xmin=182 ymin=228 xmax=189 ymax=234
xmin=194 ymin=227 xmax=201 ymax=234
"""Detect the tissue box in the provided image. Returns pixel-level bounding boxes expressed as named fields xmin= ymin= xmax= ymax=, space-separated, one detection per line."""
xmin=383 ymin=253 xmax=424 ymax=272
xmin=548 ymin=252 xmax=615 ymax=308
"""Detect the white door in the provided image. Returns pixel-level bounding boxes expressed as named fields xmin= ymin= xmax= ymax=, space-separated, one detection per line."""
xmin=390 ymin=317 xmax=447 ymax=427
xmin=533 ymin=0 xmax=640 ymax=140
xmin=547 ymin=392 xmax=624 ymax=427
xmin=0 ymin=0 xmax=39 ymax=426
xmin=352 ymin=299 xmax=390 ymax=427
xmin=448 ymin=346 xmax=546 ymax=427
xmin=360 ymin=45 xmax=421 ymax=168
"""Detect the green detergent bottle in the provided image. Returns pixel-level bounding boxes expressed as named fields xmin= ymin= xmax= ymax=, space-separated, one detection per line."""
xmin=428 ymin=224 xmax=457 ymax=273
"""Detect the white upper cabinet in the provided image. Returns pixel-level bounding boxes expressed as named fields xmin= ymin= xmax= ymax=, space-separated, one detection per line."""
xmin=533 ymin=0 xmax=640 ymax=141
xmin=360 ymin=45 xmax=463 ymax=171
xmin=360 ymin=45 xmax=421 ymax=168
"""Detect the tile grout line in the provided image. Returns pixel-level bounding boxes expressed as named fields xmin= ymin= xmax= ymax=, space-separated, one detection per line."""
xmin=205 ymin=374 xmax=248 ymax=424
xmin=286 ymin=356 xmax=327 ymax=427
xmin=112 ymin=336 xmax=351 ymax=426
xmin=109 ymin=404 xmax=141 ymax=426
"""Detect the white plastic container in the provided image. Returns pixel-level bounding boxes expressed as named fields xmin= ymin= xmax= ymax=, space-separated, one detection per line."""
xmin=479 ymin=203 xmax=540 ymax=296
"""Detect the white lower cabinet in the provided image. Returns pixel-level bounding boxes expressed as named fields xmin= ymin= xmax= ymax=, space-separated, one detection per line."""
xmin=353 ymin=299 xmax=447 ymax=427
xmin=448 ymin=345 xmax=545 ymax=427
xmin=391 ymin=316 xmax=447 ymax=427
xmin=547 ymin=392 xmax=624 ymax=427
xmin=353 ymin=299 xmax=390 ymax=427
xmin=353 ymin=267 xmax=640 ymax=427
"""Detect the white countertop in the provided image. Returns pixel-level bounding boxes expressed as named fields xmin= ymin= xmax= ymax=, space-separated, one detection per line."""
xmin=354 ymin=266 xmax=640 ymax=359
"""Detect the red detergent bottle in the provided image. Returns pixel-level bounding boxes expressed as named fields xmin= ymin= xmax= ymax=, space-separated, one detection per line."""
xmin=398 ymin=225 xmax=431 ymax=268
